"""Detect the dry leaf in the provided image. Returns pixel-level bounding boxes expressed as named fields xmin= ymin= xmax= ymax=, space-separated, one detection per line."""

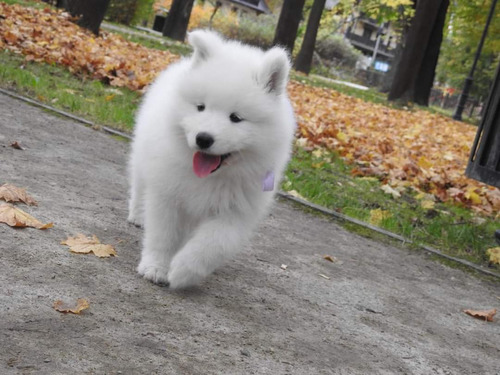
xmin=421 ymin=200 xmax=436 ymax=210
xmin=53 ymin=298 xmax=90 ymax=314
xmin=381 ymin=184 xmax=401 ymax=199
xmin=0 ymin=203 xmax=52 ymax=229
xmin=280 ymin=264 xmax=288 ymax=270
xmin=368 ymin=209 xmax=392 ymax=226
xmin=486 ymin=247 xmax=500 ymax=265
xmin=323 ymin=255 xmax=336 ymax=263
xmin=0 ymin=183 xmax=38 ymax=205
xmin=10 ymin=141 xmax=24 ymax=150
xmin=61 ymin=233 xmax=117 ymax=257
xmin=319 ymin=274 xmax=331 ymax=280
xmin=464 ymin=308 xmax=497 ymax=322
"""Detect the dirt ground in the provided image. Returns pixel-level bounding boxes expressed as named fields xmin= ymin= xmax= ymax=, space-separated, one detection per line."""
xmin=1 ymin=93 xmax=499 ymax=375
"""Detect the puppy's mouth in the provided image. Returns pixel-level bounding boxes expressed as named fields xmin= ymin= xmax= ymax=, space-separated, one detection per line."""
xmin=193 ymin=151 xmax=231 ymax=178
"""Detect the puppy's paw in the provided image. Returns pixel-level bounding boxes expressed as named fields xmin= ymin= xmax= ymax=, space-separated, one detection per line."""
xmin=137 ymin=261 xmax=169 ymax=286
xmin=127 ymin=214 xmax=144 ymax=228
xmin=167 ymin=257 xmax=205 ymax=289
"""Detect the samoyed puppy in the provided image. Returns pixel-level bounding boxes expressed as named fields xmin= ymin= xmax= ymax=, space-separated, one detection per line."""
xmin=128 ymin=30 xmax=296 ymax=289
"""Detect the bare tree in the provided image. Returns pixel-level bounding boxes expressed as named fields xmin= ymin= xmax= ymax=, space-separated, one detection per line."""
xmin=57 ymin=0 xmax=110 ymax=36
xmin=388 ymin=0 xmax=450 ymax=105
xmin=294 ymin=0 xmax=326 ymax=74
xmin=162 ymin=0 xmax=195 ymax=42
xmin=272 ymin=0 xmax=306 ymax=55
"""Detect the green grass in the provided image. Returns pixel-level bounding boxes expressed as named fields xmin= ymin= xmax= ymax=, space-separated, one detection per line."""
xmin=0 ymin=50 xmax=139 ymax=131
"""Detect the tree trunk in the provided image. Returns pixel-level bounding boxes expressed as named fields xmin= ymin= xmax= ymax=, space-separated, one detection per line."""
xmin=57 ymin=0 xmax=110 ymax=36
xmin=413 ymin=0 xmax=449 ymax=105
xmin=294 ymin=0 xmax=326 ymax=75
xmin=162 ymin=0 xmax=195 ymax=42
xmin=388 ymin=0 xmax=449 ymax=105
xmin=272 ymin=0 xmax=306 ymax=55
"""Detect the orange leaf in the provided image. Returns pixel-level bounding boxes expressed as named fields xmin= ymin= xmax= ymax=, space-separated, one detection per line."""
xmin=53 ymin=298 xmax=90 ymax=314
xmin=0 ymin=183 xmax=38 ymax=205
xmin=464 ymin=308 xmax=497 ymax=322
xmin=0 ymin=203 xmax=52 ymax=229
xmin=61 ymin=233 xmax=117 ymax=257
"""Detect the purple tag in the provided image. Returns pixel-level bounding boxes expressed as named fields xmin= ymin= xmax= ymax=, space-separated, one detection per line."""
xmin=262 ymin=171 xmax=275 ymax=192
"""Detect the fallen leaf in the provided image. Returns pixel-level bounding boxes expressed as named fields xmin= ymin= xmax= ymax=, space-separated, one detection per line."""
xmin=0 ymin=183 xmax=38 ymax=205
xmin=464 ymin=308 xmax=497 ymax=322
xmin=53 ymin=298 xmax=90 ymax=314
xmin=464 ymin=188 xmax=482 ymax=205
xmin=486 ymin=247 xmax=500 ymax=265
xmin=323 ymin=255 xmax=336 ymax=263
xmin=381 ymin=184 xmax=401 ymax=199
xmin=319 ymin=274 xmax=331 ymax=280
xmin=0 ymin=203 xmax=52 ymax=229
xmin=10 ymin=141 xmax=24 ymax=150
xmin=286 ymin=190 xmax=307 ymax=201
xmin=421 ymin=200 xmax=436 ymax=210
xmin=61 ymin=233 xmax=117 ymax=257
xmin=280 ymin=264 xmax=288 ymax=270
xmin=368 ymin=208 xmax=392 ymax=226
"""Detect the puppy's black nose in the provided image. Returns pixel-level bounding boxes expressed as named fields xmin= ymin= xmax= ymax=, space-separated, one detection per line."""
xmin=196 ymin=132 xmax=214 ymax=149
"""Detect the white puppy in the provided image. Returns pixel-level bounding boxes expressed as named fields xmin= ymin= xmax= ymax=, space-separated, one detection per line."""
xmin=128 ymin=30 xmax=296 ymax=289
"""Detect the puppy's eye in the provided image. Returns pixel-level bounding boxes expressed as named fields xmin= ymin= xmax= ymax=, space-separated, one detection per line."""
xmin=197 ymin=104 xmax=205 ymax=112
xmin=229 ymin=113 xmax=243 ymax=123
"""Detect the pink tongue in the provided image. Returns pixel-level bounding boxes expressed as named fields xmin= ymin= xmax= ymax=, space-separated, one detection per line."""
xmin=193 ymin=151 xmax=221 ymax=178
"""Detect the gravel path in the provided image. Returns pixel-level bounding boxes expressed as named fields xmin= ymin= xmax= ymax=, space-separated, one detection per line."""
xmin=1 ymin=93 xmax=499 ymax=374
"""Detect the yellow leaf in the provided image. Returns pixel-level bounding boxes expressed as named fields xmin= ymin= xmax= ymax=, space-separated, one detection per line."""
xmin=0 ymin=203 xmax=52 ymax=229
xmin=421 ymin=200 xmax=435 ymax=209
xmin=312 ymin=161 xmax=325 ymax=169
xmin=464 ymin=189 xmax=481 ymax=204
xmin=336 ymin=131 xmax=347 ymax=142
xmin=312 ymin=149 xmax=324 ymax=158
xmin=53 ymin=298 xmax=90 ymax=314
xmin=61 ymin=234 xmax=117 ymax=258
xmin=368 ymin=209 xmax=392 ymax=226
xmin=0 ymin=183 xmax=38 ymax=205
xmin=486 ymin=247 xmax=500 ymax=264
xmin=417 ymin=156 xmax=432 ymax=170
xmin=105 ymin=94 xmax=115 ymax=101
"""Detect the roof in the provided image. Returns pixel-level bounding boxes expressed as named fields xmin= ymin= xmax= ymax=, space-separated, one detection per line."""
xmin=220 ymin=0 xmax=271 ymax=14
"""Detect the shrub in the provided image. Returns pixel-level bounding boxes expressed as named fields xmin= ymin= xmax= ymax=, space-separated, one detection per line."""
xmin=315 ymin=33 xmax=362 ymax=68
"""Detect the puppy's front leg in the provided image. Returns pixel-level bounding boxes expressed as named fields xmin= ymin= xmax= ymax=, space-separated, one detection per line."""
xmin=167 ymin=215 xmax=254 ymax=289
xmin=138 ymin=194 xmax=183 ymax=285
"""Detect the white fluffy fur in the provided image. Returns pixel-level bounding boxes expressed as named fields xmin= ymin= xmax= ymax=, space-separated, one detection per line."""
xmin=128 ymin=30 xmax=296 ymax=289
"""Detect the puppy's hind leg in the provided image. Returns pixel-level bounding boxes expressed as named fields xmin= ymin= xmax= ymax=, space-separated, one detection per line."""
xmin=127 ymin=162 xmax=145 ymax=227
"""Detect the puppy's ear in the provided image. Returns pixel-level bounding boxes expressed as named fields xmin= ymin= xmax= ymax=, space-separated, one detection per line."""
xmin=258 ymin=47 xmax=290 ymax=95
xmin=188 ymin=30 xmax=223 ymax=66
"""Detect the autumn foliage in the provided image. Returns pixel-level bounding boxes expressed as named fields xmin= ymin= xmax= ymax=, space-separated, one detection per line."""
xmin=0 ymin=3 xmax=499 ymax=216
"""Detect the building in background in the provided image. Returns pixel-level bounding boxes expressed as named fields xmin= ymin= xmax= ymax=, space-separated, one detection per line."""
xmin=343 ymin=16 xmax=397 ymax=73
